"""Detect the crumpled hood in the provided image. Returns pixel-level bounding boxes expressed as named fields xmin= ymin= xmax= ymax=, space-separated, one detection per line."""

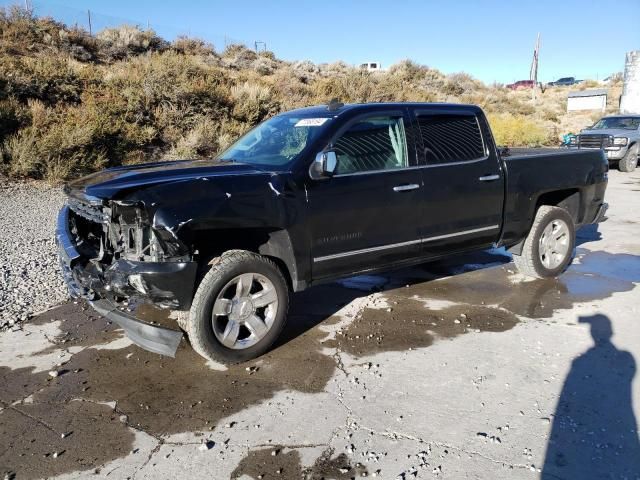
xmin=580 ymin=128 xmax=635 ymax=138
xmin=65 ymin=159 xmax=270 ymax=199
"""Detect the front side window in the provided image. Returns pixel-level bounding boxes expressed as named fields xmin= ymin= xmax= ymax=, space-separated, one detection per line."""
xmin=417 ymin=114 xmax=486 ymax=164
xmin=333 ymin=116 xmax=408 ymax=175
xmin=219 ymin=114 xmax=330 ymax=166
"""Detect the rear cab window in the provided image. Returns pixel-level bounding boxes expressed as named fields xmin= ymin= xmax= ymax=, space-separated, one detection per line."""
xmin=413 ymin=111 xmax=487 ymax=165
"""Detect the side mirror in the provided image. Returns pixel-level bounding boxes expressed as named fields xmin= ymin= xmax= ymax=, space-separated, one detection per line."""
xmin=309 ymin=151 xmax=338 ymax=180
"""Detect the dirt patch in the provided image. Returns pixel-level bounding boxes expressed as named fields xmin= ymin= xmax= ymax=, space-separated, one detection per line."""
xmin=29 ymin=301 xmax=122 ymax=354
xmin=328 ymin=301 xmax=518 ymax=357
xmin=230 ymin=446 xmax=303 ymax=479
xmin=231 ymin=446 xmax=367 ymax=480
xmin=0 ymin=400 xmax=135 ymax=480
xmin=306 ymin=449 xmax=368 ymax=479
xmin=134 ymin=302 xmax=183 ymax=330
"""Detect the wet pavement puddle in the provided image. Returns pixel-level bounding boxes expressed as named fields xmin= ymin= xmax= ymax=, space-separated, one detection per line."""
xmin=1 ymin=247 xmax=639 ymax=478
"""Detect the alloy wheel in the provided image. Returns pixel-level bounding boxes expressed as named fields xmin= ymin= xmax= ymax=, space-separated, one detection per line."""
xmin=211 ymin=273 xmax=279 ymax=349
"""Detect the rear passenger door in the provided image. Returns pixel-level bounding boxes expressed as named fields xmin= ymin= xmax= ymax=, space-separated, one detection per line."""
xmin=412 ymin=109 xmax=504 ymax=257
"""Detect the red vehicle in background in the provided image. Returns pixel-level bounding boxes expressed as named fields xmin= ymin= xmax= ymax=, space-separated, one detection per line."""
xmin=506 ymin=80 xmax=534 ymax=90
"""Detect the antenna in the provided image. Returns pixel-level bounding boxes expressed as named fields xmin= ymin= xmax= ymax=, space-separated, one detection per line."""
xmin=327 ymin=99 xmax=344 ymax=111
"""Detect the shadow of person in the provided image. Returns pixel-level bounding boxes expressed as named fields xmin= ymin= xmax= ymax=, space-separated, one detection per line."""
xmin=542 ymin=314 xmax=640 ymax=479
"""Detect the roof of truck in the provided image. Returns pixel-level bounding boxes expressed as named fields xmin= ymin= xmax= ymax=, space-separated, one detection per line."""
xmin=283 ymin=102 xmax=483 ymax=117
xmin=600 ymin=113 xmax=640 ymax=118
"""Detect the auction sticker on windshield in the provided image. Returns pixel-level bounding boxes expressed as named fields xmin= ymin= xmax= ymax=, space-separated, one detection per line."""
xmin=295 ymin=118 xmax=330 ymax=127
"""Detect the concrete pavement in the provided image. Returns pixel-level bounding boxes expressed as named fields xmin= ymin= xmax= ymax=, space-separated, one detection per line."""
xmin=1 ymin=169 xmax=639 ymax=480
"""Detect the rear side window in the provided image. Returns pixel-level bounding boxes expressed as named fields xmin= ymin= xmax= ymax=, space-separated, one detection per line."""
xmin=416 ymin=114 xmax=486 ymax=164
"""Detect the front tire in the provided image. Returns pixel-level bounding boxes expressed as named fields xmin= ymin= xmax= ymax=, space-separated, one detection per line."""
xmin=188 ymin=250 xmax=289 ymax=364
xmin=619 ymin=144 xmax=639 ymax=172
xmin=513 ymin=206 xmax=576 ymax=279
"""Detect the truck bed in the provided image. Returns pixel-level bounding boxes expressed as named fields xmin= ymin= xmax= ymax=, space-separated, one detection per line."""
xmin=500 ymin=148 xmax=608 ymax=248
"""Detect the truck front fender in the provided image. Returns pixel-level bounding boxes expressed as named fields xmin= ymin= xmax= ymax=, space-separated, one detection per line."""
xmin=258 ymin=229 xmax=305 ymax=292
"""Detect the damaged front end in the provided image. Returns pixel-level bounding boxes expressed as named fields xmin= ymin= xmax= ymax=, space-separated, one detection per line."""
xmin=56 ymin=192 xmax=197 ymax=356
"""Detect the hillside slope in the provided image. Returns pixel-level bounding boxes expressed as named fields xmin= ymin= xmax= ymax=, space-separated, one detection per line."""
xmin=0 ymin=7 xmax=622 ymax=181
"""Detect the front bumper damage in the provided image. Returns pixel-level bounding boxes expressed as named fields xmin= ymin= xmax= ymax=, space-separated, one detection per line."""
xmin=56 ymin=205 xmax=196 ymax=357
xmin=90 ymin=299 xmax=183 ymax=356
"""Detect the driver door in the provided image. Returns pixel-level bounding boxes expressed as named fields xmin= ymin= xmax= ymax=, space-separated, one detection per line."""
xmin=305 ymin=110 xmax=424 ymax=280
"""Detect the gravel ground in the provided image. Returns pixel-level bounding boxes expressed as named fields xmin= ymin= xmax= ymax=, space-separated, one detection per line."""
xmin=0 ymin=178 xmax=67 ymax=329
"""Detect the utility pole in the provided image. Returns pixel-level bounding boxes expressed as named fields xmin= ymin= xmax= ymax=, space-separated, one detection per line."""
xmin=530 ymin=33 xmax=541 ymax=101
xmin=87 ymin=9 xmax=92 ymax=36
xmin=254 ymin=41 xmax=266 ymax=53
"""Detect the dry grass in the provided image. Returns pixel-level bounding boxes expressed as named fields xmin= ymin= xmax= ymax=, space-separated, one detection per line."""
xmin=0 ymin=6 xmax=624 ymax=181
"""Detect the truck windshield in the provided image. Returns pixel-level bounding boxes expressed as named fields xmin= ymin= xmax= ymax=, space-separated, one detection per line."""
xmin=591 ymin=117 xmax=640 ymax=130
xmin=218 ymin=114 xmax=331 ymax=166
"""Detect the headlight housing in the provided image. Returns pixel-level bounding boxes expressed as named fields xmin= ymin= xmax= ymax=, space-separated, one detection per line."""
xmin=569 ymin=136 xmax=578 ymax=145
xmin=613 ymin=137 xmax=628 ymax=146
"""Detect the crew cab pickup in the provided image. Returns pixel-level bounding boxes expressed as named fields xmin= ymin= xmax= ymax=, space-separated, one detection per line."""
xmin=56 ymin=103 xmax=608 ymax=363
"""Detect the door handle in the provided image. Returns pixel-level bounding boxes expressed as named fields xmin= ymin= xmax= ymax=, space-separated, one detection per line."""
xmin=393 ymin=184 xmax=420 ymax=192
xmin=478 ymin=174 xmax=500 ymax=182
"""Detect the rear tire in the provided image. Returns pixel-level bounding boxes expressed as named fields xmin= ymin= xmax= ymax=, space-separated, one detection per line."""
xmin=188 ymin=250 xmax=289 ymax=364
xmin=513 ymin=206 xmax=576 ymax=279
xmin=619 ymin=144 xmax=638 ymax=172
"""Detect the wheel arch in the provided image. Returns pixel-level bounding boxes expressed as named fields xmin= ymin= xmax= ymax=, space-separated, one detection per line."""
xmin=536 ymin=188 xmax=582 ymax=223
xmin=508 ymin=188 xmax=581 ymax=255
xmin=191 ymin=228 xmax=302 ymax=292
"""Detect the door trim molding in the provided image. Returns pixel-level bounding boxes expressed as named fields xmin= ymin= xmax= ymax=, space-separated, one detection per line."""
xmin=421 ymin=224 xmax=500 ymax=243
xmin=313 ymin=238 xmax=423 ymax=263
xmin=312 ymin=224 xmax=500 ymax=263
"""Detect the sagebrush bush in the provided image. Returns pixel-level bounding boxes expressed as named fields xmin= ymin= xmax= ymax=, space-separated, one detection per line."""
xmin=2 ymin=102 xmax=109 ymax=180
xmin=97 ymin=25 xmax=168 ymax=60
xmin=0 ymin=55 xmax=89 ymax=105
xmin=172 ymin=36 xmax=215 ymax=56
xmin=0 ymin=6 xmax=624 ymax=181
xmin=488 ymin=113 xmax=554 ymax=147
xmin=166 ymin=117 xmax=218 ymax=159
xmin=0 ymin=98 xmax=30 ymax=142
xmin=230 ymin=81 xmax=277 ymax=123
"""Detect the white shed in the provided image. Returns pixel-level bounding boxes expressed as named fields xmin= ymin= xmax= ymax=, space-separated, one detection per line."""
xmin=567 ymin=89 xmax=607 ymax=112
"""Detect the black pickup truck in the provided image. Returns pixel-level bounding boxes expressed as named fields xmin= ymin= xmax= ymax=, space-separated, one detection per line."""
xmin=56 ymin=102 xmax=608 ymax=363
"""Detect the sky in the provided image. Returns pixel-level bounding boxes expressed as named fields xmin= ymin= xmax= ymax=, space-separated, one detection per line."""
xmin=7 ymin=0 xmax=640 ymax=84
